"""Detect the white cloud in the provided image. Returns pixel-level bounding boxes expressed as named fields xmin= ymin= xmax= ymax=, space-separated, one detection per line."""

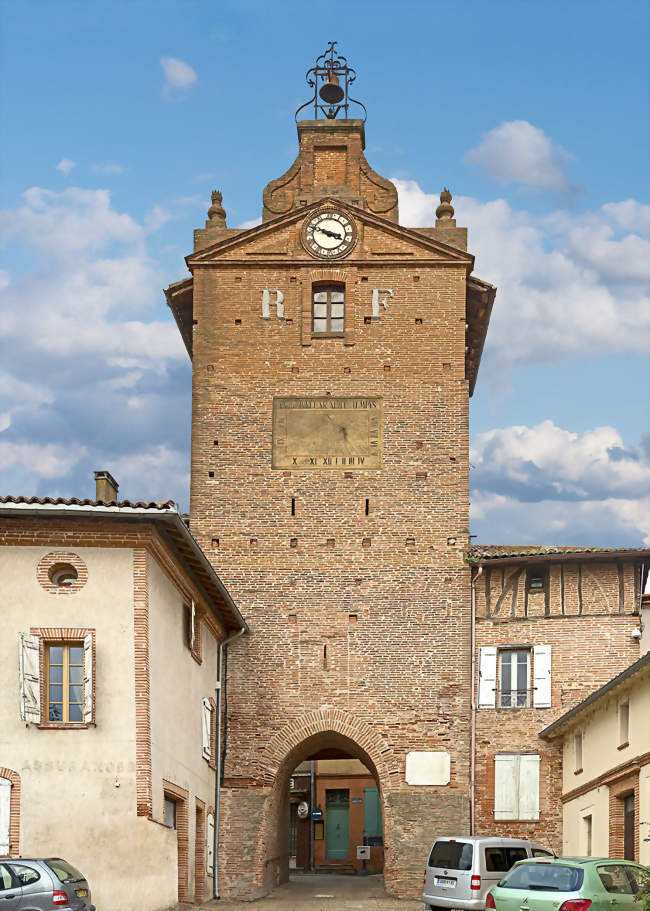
xmin=0 ymin=441 xmax=84 ymax=479
xmin=92 ymin=163 xmax=126 ymax=175
xmin=464 ymin=120 xmax=574 ymax=192
xmin=393 ymin=179 xmax=650 ymax=383
xmin=471 ymin=421 xmax=650 ymax=501
xmin=56 ymin=158 xmax=76 ymax=175
xmin=161 ymin=56 xmax=197 ymax=93
xmin=111 ymin=444 xmax=190 ymax=503
xmin=471 ymin=490 xmax=650 ymax=547
xmin=470 ymin=422 xmax=650 ymax=545
xmin=0 ymin=184 xmax=190 ymax=504
xmin=237 ymin=216 xmax=262 ymax=229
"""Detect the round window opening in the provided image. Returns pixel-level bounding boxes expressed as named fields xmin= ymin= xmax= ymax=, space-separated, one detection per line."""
xmin=48 ymin=563 xmax=78 ymax=587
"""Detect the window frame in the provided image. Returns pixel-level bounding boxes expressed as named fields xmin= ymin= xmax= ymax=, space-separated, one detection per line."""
xmin=498 ymin=648 xmax=531 ymax=708
xmin=45 ymin=642 xmax=85 ymax=724
xmin=20 ymin=628 xmax=95 ymax=729
xmin=526 ymin=564 xmax=548 ymax=593
xmin=312 ymin=284 xmax=345 ymax=336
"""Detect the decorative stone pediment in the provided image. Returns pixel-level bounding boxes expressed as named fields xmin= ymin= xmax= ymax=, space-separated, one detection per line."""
xmin=186 ymin=197 xmax=473 ymax=267
xmin=262 ymin=119 xmax=398 ymax=223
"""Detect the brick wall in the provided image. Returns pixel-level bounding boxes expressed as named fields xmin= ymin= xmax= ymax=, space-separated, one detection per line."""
xmin=187 ymin=120 xmax=474 ymax=900
xmin=474 ymin=559 xmax=641 ymax=852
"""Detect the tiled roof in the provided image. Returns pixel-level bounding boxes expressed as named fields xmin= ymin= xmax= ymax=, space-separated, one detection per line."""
xmin=0 ymin=495 xmax=247 ymax=632
xmin=0 ymin=495 xmax=176 ymax=510
xmin=467 ymin=544 xmax=650 ymax=562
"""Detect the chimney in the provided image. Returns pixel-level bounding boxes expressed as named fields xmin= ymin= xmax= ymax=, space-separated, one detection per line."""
xmin=94 ymin=470 xmax=119 ymax=503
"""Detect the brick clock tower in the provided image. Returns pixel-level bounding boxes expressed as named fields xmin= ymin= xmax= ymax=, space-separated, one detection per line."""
xmin=167 ymin=44 xmax=495 ymax=900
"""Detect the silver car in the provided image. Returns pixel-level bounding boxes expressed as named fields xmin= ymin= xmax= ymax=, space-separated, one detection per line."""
xmin=0 ymin=857 xmax=94 ymax=910
xmin=422 ymin=836 xmax=554 ymax=910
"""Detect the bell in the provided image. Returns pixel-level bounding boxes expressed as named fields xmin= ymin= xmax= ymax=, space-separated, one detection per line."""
xmin=319 ymin=71 xmax=344 ymax=104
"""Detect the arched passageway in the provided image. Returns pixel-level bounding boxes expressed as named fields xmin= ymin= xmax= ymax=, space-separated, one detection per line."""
xmin=218 ymin=709 xmax=399 ymax=900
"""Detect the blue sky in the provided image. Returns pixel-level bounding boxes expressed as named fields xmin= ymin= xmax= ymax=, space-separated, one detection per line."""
xmin=1 ymin=0 xmax=649 ymax=545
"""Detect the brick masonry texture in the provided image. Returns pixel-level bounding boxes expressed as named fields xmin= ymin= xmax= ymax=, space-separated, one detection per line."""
xmin=186 ymin=120 xmax=474 ymax=901
xmin=175 ymin=118 xmax=647 ymax=899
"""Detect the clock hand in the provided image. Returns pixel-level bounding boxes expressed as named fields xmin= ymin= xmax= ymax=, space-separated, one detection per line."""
xmin=314 ymin=226 xmax=344 ymax=240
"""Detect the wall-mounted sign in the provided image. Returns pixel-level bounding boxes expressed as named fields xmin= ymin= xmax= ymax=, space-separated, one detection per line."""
xmin=311 ymin=806 xmax=324 ymax=821
xmin=351 ymin=797 xmax=363 ymax=804
xmin=297 ymin=801 xmax=309 ymax=820
xmin=272 ymin=396 xmax=383 ymax=470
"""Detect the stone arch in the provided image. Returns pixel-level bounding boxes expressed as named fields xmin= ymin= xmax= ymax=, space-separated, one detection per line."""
xmin=254 ymin=708 xmax=398 ymax=897
xmin=262 ymin=706 xmax=398 ymax=787
xmin=309 ymin=268 xmax=349 ymax=285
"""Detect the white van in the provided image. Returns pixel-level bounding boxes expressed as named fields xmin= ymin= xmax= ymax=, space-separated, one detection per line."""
xmin=422 ymin=836 xmax=554 ymax=910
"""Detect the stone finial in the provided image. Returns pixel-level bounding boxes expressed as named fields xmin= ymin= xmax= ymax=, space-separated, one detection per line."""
xmin=436 ymin=187 xmax=454 ymax=222
xmin=207 ymin=189 xmax=227 ymax=228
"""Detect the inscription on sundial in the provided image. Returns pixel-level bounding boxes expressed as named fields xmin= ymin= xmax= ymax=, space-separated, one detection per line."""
xmin=272 ymin=396 xmax=383 ymax=470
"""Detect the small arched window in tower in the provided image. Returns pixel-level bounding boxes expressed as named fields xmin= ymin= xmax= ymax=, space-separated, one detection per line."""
xmin=312 ymin=284 xmax=344 ymax=335
xmin=48 ymin=563 xmax=78 ymax=587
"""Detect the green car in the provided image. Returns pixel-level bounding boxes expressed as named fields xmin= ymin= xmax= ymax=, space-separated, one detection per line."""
xmin=485 ymin=857 xmax=649 ymax=911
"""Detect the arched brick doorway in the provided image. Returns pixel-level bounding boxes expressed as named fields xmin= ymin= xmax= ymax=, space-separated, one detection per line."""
xmin=218 ymin=708 xmax=399 ymax=900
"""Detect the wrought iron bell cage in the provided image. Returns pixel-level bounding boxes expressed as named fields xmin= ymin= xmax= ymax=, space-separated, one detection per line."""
xmin=295 ymin=41 xmax=367 ymax=122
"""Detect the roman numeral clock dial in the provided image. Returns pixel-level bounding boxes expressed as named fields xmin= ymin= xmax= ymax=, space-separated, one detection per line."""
xmin=301 ymin=209 xmax=357 ymax=259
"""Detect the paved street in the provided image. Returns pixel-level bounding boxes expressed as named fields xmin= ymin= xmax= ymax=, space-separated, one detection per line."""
xmin=197 ymin=873 xmax=423 ymax=909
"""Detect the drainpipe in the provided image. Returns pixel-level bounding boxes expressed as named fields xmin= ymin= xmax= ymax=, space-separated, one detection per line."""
xmin=214 ymin=626 xmax=246 ymax=899
xmin=470 ymin=565 xmax=483 ymax=836
xmin=309 ymin=760 xmax=315 ymax=872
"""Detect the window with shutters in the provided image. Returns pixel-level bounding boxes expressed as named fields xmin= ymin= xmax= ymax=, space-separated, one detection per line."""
xmin=206 ymin=812 xmax=215 ymax=875
xmin=0 ymin=779 xmax=11 ymax=857
xmin=19 ymin=630 xmax=95 ymax=727
xmin=201 ymin=698 xmax=216 ymax=765
xmin=312 ymin=284 xmax=345 ymax=335
xmin=184 ymin=601 xmax=202 ymax=663
xmin=494 ymin=753 xmax=540 ymax=820
xmin=478 ymin=645 xmax=551 ymax=709
xmin=0 ymin=769 xmax=20 ymax=858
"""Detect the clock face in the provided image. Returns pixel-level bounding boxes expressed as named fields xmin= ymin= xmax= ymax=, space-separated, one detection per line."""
xmin=302 ymin=209 xmax=357 ymax=259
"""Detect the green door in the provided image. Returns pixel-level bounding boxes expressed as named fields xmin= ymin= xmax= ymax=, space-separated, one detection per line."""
xmin=325 ymin=789 xmax=349 ymax=860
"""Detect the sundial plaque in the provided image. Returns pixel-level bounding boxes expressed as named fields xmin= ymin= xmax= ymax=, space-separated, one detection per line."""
xmin=272 ymin=396 xmax=383 ymax=470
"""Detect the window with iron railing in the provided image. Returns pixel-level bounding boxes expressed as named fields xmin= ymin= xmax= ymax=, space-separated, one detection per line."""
xmin=498 ymin=649 xmax=530 ymax=708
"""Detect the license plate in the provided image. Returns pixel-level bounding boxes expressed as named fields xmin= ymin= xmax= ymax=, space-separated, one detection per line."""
xmin=76 ymin=889 xmax=87 ymax=897
xmin=435 ymin=877 xmax=456 ymax=888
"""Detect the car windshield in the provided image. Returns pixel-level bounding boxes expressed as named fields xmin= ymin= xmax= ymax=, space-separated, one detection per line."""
xmin=45 ymin=859 xmax=85 ymax=884
xmin=500 ymin=863 xmax=583 ymax=892
xmin=428 ymin=841 xmax=473 ymax=871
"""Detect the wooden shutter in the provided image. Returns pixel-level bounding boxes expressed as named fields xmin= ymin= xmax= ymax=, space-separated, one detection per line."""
xmin=19 ymin=634 xmax=41 ymax=723
xmin=518 ymin=754 xmax=541 ymax=820
xmin=478 ymin=647 xmax=497 ymax=708
xmin=494 ymin=755 xmax=518 ymax=820
xmin=206 ymin=812 xmax=215 ymax=874
xmin=0 ymin=778 xmax=11 ymax=855
xmin=202 ymin=698 xmax=211 ymax=760
xmin=83 ymin=634 xmax=94 ymax=724
xmin=533 ymin=645 xmax=552 ymax=708
xmin=363 ymin=787 xmax=382 ymax=838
